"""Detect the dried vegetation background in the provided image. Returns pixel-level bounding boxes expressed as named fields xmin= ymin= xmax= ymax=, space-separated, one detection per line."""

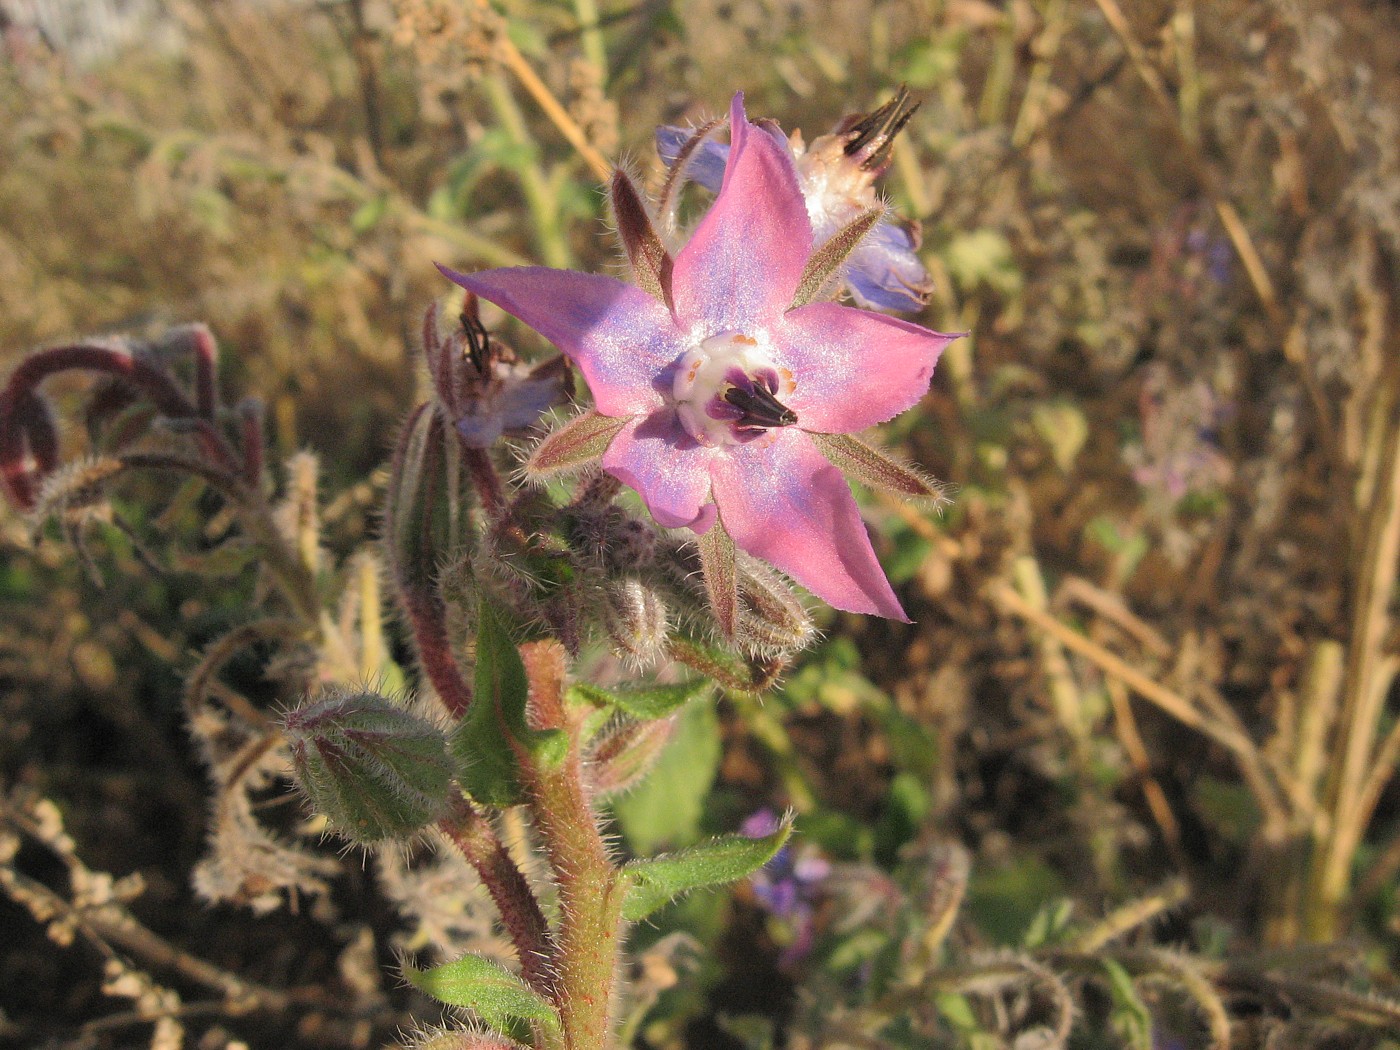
xmin=3 ymin=0 xmax=1400 ymax=1047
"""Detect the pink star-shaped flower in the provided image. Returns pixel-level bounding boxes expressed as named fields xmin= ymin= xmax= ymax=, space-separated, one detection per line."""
xmin=439 ymin=94 xmax=957 ymax=620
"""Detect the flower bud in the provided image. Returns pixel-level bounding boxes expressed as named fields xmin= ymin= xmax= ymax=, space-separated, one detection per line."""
xmin=602 ymin=577 xmax=669 ymax=665
xmin=736 ymin=560 xmax=814 ymax=655
xmin=385 ymin=404 xmax=471 ymax=602
xmin=283 ymin=689 xmax=455 ymax=844
xmin=587 ymin=715 xmax=677 ymax=797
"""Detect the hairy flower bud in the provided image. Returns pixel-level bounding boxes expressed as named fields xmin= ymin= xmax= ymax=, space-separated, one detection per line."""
xmin=587 ymin=715 xmax=677 ymax=797
xmin=736 ymin=560 xmax=814 ymax=655
xmin=283 ymin=690 xmax=456 ymax=844
xmin=602 ymin=577 xmax=669 ymax=665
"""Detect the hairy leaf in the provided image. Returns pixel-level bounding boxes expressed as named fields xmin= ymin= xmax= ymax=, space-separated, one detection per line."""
xmin=621 ymin=814 xmax=793 ymax=921
xmin=569 ymin=680 xmax=709 ymax=720
xmin=404 ymin=954 xmax=561 ymax=1037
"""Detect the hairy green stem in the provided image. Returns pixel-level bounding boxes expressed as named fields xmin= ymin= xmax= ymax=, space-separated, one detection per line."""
xmin=518 ymin=642 xmax=624 ymax=1049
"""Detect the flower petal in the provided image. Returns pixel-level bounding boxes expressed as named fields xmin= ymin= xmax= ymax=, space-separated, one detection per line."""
xmin=845 ymin=224 xmax=935 ymax=313
xmin=603 ymin=411 xmax=717 ymax=529
xmin=671 ymin=94 xmax=811 ymax=333
xmin=655 ymin=126 xmax=728 ymax=191
xmin=774 ymin=302 xmax=959 ymax=433
xmin=711 ymin=431 xmax=907 ymax=620
xmin=438 ymin=265 xmax=679 ymax=417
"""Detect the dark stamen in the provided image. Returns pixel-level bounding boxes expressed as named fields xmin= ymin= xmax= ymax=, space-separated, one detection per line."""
xmin=459 ymin=306 xmax=491 ymax=374
xmin=843 ymin=85 xmax=920 ymax=172
xmin=723 ymin=383 xmax=798 ymax=430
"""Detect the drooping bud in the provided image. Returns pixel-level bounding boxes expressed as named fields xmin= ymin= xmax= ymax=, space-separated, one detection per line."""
xmin=602 ymin=577 xmax=669 ymax=665
xmin=736 ymin=559 xmax=814 ymax=655
xmin=384 ymin=402 xmax=474 ymax=718
xmin=283 ymin=689 xmax=456 ymax=845
xmin=423 ymin=293 xmax=571 ymax=448
xmin=587 ymin=714 xmax=678 ymax=796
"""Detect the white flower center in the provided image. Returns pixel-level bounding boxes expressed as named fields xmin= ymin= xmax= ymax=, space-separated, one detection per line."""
xmin=671 ymin=331 xmax=798 ymax=447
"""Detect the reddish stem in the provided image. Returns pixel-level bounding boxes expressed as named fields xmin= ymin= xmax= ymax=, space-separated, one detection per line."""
xmin=438 ymin=793 xmax=557 ymax=997
xmin=238 ymin=398 xmax=266 ymax=489
xmin=463 ymin=444 xmax=506 ymax=520
xmin=6 ymin=342 xmax=200 ymax=418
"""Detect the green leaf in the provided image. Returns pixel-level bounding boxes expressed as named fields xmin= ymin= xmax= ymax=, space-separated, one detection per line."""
xmin=1102 ymin=959 xmax=1153 ymax=1050
xmin=621 ymin=815 xmax=793 ymax=922
xmin=404 ymin=954 xmax=561 ymax=1037
xmin=451 ymin=600 xmax=530 ymax=806
xmin=1031 ymin=401 xmax=1088 ymax=473
xmin=942 ymin=228 xmax=1022 ymax=297
xmin=569 ymin=680 xmax=710 ymax=721
xmin=1022 ymin=897 xmax=1075 ymax=949
xmin=350 ymin=193 xmax=389 ymax=233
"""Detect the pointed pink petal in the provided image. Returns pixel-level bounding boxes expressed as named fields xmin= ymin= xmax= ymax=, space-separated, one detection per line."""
xmin=711 ymin=431 xmax=907 ymax=620
xmin=671 ymin=94 xmax=811 ymax=334
xmin=773 ymin=302 xmax=959 ymax=433
xmin=603 ymin=411 xmax=717 ymax=529
xmin=438 ymin=265 xmax=680 ymax=416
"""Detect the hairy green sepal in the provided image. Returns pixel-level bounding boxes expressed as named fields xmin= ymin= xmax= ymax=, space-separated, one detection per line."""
xmin=809 ymin=431 xmax=944 ymax=500
xmin=524 ymin=411 xmax=628 ymax=478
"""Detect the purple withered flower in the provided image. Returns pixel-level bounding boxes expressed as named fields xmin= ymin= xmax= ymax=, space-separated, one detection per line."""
xmin=439 ymin=93 xmax=958 ymax=621
xmin=657 ymin=87 xmax=935 ymax=313
xmin=424 ymin=294 xmax=572 ymax=449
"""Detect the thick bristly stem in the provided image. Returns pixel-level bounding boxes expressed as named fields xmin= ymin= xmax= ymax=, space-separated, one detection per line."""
xmin=438 ymin=794 xmax=557 ymax=997
xmin=517 ymin=642 xmax=624 ymax=1049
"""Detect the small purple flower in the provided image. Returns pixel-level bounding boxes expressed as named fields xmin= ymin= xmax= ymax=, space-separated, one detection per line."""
xmin=742 ymin=809 xmax=831 ymax=967
xmin=657 ymin=88 xmax=935 ymax=313
xmin=440 ymin=94 xmax=957 ymax=620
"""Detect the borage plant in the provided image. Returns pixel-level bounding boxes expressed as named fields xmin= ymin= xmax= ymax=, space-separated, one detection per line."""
xmin=0 ymin=92 xmax=956 ymax=1050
